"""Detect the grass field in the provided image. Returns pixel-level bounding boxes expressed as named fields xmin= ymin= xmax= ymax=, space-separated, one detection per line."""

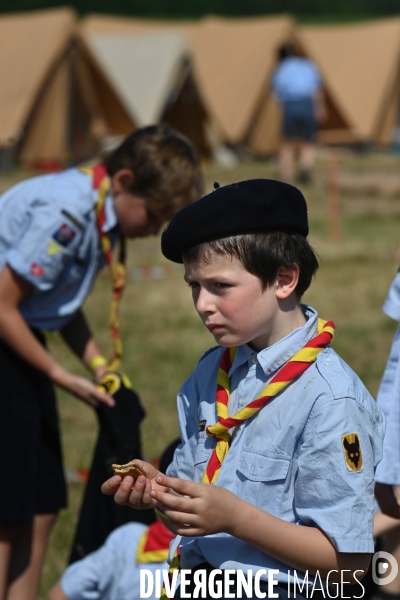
xmin=2 ymin=150 xmax=399 ymax=597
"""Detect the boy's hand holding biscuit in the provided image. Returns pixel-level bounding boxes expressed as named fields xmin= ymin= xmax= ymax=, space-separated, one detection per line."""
xmin=101 ymin=459 xmax=166 ymax=511
xmin=111 ymin=460 xmax=147 ymax=480
xmin=149 ymin=473 xmax=242 ymax=537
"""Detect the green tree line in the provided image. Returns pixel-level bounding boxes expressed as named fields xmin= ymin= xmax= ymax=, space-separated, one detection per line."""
xmin=0 ymin=0 xmax=399 ymax=19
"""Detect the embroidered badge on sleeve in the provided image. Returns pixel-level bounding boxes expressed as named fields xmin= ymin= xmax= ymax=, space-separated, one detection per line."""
xmin=39 ymin=252 xmax=54 ymax=267
xmin=52 ymin=223 xmax=76 ymax=247
xmin=31 ymin=263 xmax=45 ymax=276
xmin=342 ymin=433 xmax=363 ymax=471
xmin=38 ymin=239 xmax=64 ymax=267
xmin=47 ymin=240 xmax=63 ymax=255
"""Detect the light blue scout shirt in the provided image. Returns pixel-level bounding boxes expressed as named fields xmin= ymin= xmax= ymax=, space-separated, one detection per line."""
xmin=271 ymin=57 xmax=322 ymax=102
xmin=375 ymin=271 xmax=400 ymax=485
xmin=167 ymin=306 xmax=385 ymax=584
xmin=61 ymin=523 xmax=168 ymax=600
xmin=0 ymin=168 xmax=117 ymax=331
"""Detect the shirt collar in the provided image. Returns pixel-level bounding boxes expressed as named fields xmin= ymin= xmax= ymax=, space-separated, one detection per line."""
xmin=229 ymin=305 xmax=319 ymax=377
xmin=102 ymin=191 xmax=118 ymax=233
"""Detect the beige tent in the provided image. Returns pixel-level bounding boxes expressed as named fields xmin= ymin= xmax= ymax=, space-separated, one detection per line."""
xmin=0 ymin=8 xmax=76 ymax=166
xmin=82 ymin=14 xmax=296 ymax=155
xmin=296 ymin=17 xmax=400 ymax=145
xmin=0 ymin=7 xmax=132 ymax=168
xmin=79 ymin=29 xmax=211 ymax=156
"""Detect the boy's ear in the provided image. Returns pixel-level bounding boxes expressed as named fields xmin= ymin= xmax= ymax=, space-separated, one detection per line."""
xmin=111 ymin=169 xmax=135 ymax=193
xmin=275 ymin=265 xmax=299 ymax=299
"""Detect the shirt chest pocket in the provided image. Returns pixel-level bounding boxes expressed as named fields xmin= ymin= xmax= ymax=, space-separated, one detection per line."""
xmin=193 ymin=436 xmax=212 ymax=482
xmin=237 ymin=448 xmax=291 ymax=515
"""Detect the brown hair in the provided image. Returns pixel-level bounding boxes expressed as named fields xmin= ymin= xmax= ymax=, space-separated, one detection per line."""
xmin=182 ymin=232 xmax=319 ymax=299
xmin=278 ymin=42 xmax=298 ymax=62
xmin=103 ymin=124 xmax=204 ymax=220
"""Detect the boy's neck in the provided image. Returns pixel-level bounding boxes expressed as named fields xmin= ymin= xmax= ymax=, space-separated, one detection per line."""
xmin=248 ymin=303 xmax=307 ymax=353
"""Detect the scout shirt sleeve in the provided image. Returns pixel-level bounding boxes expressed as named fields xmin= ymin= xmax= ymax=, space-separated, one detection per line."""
xmin=61 ymin=546 xmax=104 ymax=600
xmin=5 ymin=199 xmax=84 ymax=291
xmin=382 ymin=270 xmax=400 ymax=321
xmin=375 ymin=324 xmax=400 ymax=485
xmin=294 ymin=358 xmax=384 ymax=554
xmin=61 ymin=523 xmax=144 ymax=600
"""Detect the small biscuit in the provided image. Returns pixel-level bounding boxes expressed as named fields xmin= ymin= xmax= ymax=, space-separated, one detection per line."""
xmin=112 ymin=461 xmax=147 ymax=480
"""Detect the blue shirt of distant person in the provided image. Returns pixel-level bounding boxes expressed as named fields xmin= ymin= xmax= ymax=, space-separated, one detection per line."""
xmin=271 ymin=45 xmax=323 ymax=142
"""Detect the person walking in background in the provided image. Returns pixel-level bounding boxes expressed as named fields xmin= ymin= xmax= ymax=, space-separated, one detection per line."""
xmin=271 ymin=42 xmax=326 ymax=184
xmin=0 ymin=124 xmax=203 ymax=600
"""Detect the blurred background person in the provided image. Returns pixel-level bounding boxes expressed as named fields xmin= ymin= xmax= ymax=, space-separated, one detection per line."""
xmin=372 ymin=508 xmax=400 ymax=600
xmin=271 ymin=42 xmax=327 ymax=184
xmin=373 ymin=270 xmax=400 ymax=600
xmin=68 ymin=372 xmax=154 ymax=566
xmin=46 ymin=439 xmax=180 ymax=600
xmin=0 ymin=125 xmax=202 ymax=600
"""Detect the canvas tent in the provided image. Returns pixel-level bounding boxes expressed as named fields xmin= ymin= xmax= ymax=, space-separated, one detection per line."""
xmin=182 ymin=15 xmax=296 ymax=155
xmin=296 ymin=17 xmax=400 ymax=146
xmin=82 ymin=14 xmax=296 ymax=155
xmin=0 ymin=7 xmax=133 ymax=169
xmin=79 ymin=29 xmax=211 ymax=156
xmin=0 ymin=7 xmax=75 ymax=167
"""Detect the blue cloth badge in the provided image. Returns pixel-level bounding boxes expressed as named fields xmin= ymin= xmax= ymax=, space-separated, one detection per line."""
xmin=53 ymin=223 xmax=76 ymax=247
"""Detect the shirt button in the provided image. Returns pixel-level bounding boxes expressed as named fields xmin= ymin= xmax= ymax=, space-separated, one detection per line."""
xmin=323 ymin=359 xmax=331 ymax=366
xmin=252 ymin=356 xmax=258 ymax=364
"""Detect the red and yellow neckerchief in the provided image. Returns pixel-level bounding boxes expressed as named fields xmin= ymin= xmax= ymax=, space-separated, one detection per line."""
xmin=161 ymin=318 xmax=335 ymax=599
xmin=136 ymin=520 xmax=175 ymax=564
xmin=80 ymin=163 xmax=126 ymax=371
xmin=202 ymin=318 xmax=335 ymax=484
xmin=160 ymin=545 xmax=180 ymax=600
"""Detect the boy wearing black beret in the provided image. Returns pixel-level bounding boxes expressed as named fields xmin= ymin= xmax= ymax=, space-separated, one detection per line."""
xmin=103 ymin=180 xmax=384 ymax=599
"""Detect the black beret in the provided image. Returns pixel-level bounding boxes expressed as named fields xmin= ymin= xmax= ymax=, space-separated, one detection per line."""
xmin=161 ymin=179 xmax=309 ymax=263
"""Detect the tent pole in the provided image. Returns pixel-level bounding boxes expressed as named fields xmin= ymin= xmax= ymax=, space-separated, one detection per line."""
xmin=327 ymin=148 xmax=341 ymax=242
